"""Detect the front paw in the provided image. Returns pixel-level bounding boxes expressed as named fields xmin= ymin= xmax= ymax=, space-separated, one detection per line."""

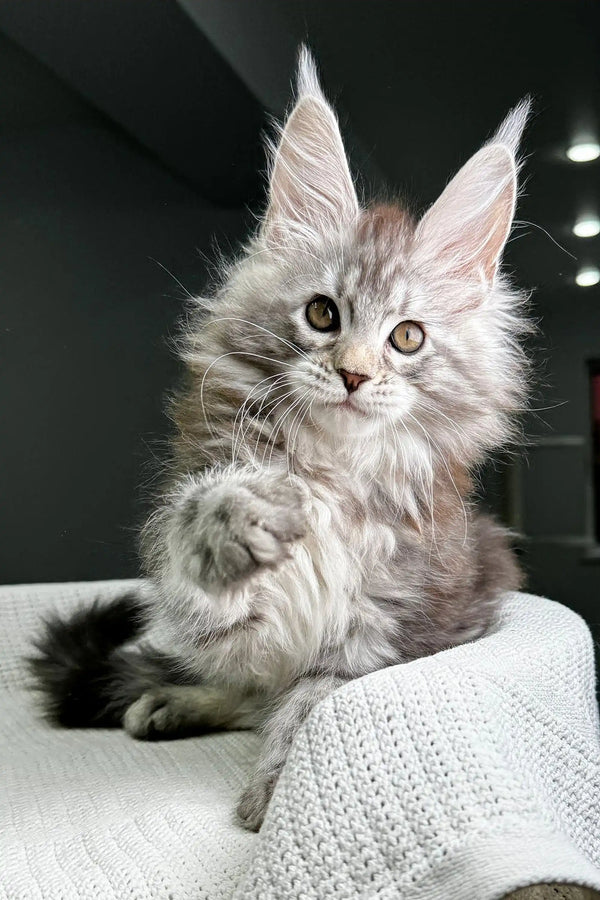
xmin=236 ymin=775 xmax=278 ymax=832
xmin=181 ymin=473 xmax=308 ymax=592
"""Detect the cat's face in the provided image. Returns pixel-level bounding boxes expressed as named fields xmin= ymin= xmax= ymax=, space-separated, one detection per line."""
xmin=200 ymin=50 xmax=528 ymax=466
xmin=250 ymin=208 xmax=430 ymax=441
xmin=245 ymin=219 xmax=520 ymax=458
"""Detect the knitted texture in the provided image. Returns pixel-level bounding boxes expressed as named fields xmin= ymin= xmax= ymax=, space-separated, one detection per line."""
xmin=234 ymin=592 xmax=600 ymax=899
xmin=1 ymin=581 xmax=599 ymax=899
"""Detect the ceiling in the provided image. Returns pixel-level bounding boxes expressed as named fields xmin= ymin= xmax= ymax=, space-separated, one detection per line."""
xmin=0 ymin=0 xmax=598 ymax=292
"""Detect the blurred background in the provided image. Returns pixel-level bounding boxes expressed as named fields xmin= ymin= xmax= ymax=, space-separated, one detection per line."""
xmin=1 ymin=1 xmax=599 ymax=640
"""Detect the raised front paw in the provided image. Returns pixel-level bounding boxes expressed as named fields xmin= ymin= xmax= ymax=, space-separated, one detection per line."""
xmin=236 ymin=774 xmax=278 ymax=832
xmin=181 ymin=472 xmax=308 ymax=592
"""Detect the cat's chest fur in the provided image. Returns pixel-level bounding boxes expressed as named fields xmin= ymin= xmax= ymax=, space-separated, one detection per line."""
xmin=189 ymin=470 xmax=419 ymax=691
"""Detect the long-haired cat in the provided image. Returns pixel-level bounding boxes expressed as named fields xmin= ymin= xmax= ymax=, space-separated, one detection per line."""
xmin=31 ymin=49 xmax=530 ymax=831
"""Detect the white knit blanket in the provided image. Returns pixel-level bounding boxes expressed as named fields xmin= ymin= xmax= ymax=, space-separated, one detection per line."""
xmin=1 ymin=581 xmax=599 ymax=899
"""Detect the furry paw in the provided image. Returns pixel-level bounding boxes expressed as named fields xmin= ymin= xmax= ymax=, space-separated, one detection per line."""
xmin=181 ymin=472 xmax=308 ymax=592
xmin=236 ymin=774 xmax=278 ymax=832
xmin=123 ymin=687 xmax=198 ymax=740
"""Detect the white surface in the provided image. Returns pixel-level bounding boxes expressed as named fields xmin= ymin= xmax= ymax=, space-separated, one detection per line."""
xmin=0 ymin=580 xmax=259 ymax=900
xmin=1 ymin=581 xmax=599 ymax=899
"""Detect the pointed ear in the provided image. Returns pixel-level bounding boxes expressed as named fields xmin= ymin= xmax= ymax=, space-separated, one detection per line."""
xmin=414 ymin=100 xmax=530 ymax=285
xmin=262 ymin=47 xmax=359 ymax=249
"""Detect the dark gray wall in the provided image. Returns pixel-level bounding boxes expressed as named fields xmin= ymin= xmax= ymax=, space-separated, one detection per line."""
xmin=0 ymin=0 xmax=267 ymax=204
xmin=516 ymin=290 xmax=600 ymax=629
xmin=0 ymin=34 xmax=252 ymax=583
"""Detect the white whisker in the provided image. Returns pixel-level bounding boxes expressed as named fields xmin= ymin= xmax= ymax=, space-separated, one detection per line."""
xmin=199 ymin=350 xmax=295 ymax=439
xmin=231 ymin=372 xmax=294 ymax=465
xmin=199 ymin=317 xmax=311 ymax=363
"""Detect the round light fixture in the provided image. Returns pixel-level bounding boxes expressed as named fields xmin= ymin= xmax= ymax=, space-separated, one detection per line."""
xmin=573 ymin=217 xmax=600 ymax=238
xmin=575 ymin=266 xmax=600 ymax=287
xmin=566 ymin=142 xmax=600 ymax=163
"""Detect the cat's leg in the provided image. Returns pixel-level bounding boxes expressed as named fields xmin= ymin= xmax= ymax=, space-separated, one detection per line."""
xmin=143 ymin=466 xmax=309 ymax=634
xmin=236 ymin=675 xmax=345 ymax=831
xmin=123 ymin=684 xmax=262 ymax=740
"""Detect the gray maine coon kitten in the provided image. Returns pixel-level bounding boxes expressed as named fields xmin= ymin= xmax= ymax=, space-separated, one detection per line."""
xmin=31 ymin=49 xmax=530 ymax=831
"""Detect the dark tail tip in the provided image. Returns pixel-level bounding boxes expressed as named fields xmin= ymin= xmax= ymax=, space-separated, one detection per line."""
xmin=28 ymin=592 xmax=145 ymax=728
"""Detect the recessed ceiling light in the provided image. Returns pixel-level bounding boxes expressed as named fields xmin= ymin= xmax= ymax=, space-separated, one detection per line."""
xmin=566 ymin=142 xmax=600 ymax=163
xmin=573 ymin=217 xmax=600 ymax=238
xmin=575 ymin=266 xmax=600 ymax=287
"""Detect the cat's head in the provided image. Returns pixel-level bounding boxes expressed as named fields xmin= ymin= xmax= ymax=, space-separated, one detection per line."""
xmin=188 ymin=49 xmax=530 ymax=470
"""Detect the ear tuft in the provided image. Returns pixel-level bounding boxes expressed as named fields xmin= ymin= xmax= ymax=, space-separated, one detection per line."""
xmin=490 ymin=97 xmax=532 ymax=156
xmin=296 ymin=45 xmax=324 ymax=102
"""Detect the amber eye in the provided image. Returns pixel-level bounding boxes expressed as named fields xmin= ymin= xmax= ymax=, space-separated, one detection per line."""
xmin=305 ymin=296 xmax=340 ymax=332
xmin=390 ymin=321 xmax=425 ymax=354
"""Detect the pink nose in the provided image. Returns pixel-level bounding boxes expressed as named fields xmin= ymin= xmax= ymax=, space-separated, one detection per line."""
xmin=338 ymin=368 xmax=371 ymax=394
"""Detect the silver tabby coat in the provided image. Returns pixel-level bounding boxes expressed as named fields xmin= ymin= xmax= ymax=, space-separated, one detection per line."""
xmin=34 ymin=50 xmax=530 ymax=831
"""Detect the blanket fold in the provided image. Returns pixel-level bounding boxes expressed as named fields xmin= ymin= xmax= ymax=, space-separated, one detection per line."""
xmin=235 ymin=592 xmax=600 ymax=899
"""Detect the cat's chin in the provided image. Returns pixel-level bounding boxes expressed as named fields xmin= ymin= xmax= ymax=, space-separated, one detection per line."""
xmin=311 ymin=400 xmax=378 ymax=437
xmin=338 ymin=398 xmax=369 ymax=417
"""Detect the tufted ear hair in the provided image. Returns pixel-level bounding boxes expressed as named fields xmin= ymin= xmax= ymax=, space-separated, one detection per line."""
xmin=413 ymin=99 xmax=531 ymax=285
xmin=262 ymin=47 xmax=359 ymax=249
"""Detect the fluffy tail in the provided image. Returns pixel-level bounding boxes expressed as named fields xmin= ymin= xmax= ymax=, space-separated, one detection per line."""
xmin=29 ymin=592 xmax=187 ymax=728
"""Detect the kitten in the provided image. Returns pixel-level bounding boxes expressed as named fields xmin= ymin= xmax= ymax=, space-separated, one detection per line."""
xmin=31 ymin=48 xmax=530 ymax=832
